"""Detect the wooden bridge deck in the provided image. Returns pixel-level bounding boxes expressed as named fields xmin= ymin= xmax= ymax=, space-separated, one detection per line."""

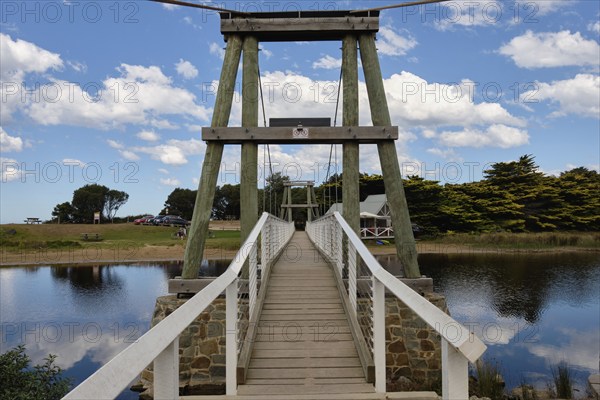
xmin=239 ymin=231 xmax=374 ymax=396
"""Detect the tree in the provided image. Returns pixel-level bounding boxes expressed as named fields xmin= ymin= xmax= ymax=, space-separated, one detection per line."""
xmin=213 ymin=184 xmax=241 ymax=220
xmin=0 ymin=345 xmax=71 ymax=400
xmin=162 ymin=188 xmax=197 ymax=220
xmin=484 ymin=155 xmax=563 ymax=231
xmin=404 ymin=176 xmax=445 ymax=235
xmin=71 ymin=184 xmax=109 ymax=223
xmin=51 ymin=202 xmax=75 ymax=223
xmin=103 ymin=190 xmax=129 ymax=222
xmin=558 ymin=167 xmax=600 ymax=230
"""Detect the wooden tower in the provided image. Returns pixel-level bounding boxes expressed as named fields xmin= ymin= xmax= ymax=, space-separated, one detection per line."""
xmin=280 ymin=181 xmax=320 ymax=223
xmin=181 ymin=10 xmax=421 ymax=279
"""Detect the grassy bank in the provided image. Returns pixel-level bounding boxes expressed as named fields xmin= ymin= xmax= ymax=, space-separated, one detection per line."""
xmin=429 ymin=231 xmax=600 ymax=250
xmin=0 ymin=223 xmax=241 ymax=252
xmin=2 ymin=223 xmax=598 ymax=267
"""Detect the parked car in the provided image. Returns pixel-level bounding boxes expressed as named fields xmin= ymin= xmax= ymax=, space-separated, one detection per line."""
xmin=150 ymin=215 xmax=168 ymax=226
xmin=133 ymin=215 xmax=154 ymax=225
xmin=162 ymin=216 xmax=188 ymax=226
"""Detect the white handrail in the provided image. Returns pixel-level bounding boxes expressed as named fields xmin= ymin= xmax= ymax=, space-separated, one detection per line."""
xmin=63 ymin=213 xmax=293 ymax=400
xmin=307 ymin=212 xmax=486 ymax=399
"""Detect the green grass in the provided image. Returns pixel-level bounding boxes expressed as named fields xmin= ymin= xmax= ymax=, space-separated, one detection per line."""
xmin=429 ymin=231 xmax=600 ymax=249
xmin=0 ymin=224 xmax=240 ymax=251
xmin=473 ymin=359 xmax=505 ymax=400
xmin=551 ymin=362 xmax=573 ymax=399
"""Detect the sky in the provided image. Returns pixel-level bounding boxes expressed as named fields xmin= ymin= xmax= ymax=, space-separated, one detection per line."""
xmin=0 ymin=0 xmax=599 ymax=224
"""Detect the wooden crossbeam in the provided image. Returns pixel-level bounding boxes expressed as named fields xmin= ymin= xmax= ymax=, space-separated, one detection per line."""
xmin=202 ymin=126 xmax=398 ymax=144
xmin=221 ymin=14 xmax=379 ymax=42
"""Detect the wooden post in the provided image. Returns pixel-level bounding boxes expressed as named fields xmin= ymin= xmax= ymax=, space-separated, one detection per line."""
xmin=182 ymin=35 xmax=243 ymax=279
xmin=342 ymin=35 xmax=360 ymax=236
xmin=241 ymin=36 xmax=259 ymax=278
xmin=279 ymin=186 xmax=287 ymax=220
xmin=359 ymin=33 xmax=421 ymax=278
xmin=287 ymin=186 xmax=293 ymax=223
xmin=306 ymin=183 xmax=312 ymax=222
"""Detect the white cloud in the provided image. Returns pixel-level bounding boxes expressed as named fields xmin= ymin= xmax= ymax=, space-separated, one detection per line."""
xmin=62 ymin=158 xmax=86 ymax=168
xmin=162 ymin=3 xmax=178 ymax=11
xmin=522 ymin=74 xmax=600 ymax=118
xmin=107 ymin=139 xmax=140 ymax=161
xmin=0 ymin=33 xmax=63 ymax=81
xmin=121 ymin=151 xmax=140 ymax=161
xmin=377 ymin=27 xmax=417 ymax=56
xmin=175 ymin=59 xmax=198 ymax=79
xmin=261 ymin=47 xmax=273 ymax=59
xmin=1 ymin=157 xmax=20 ymax=182
xmin=0 ymin=127 xmax=23 ymax=152
xmin=160 ymin=177 xmax=181 ymax=186
xmin=438 ymin=125 xmax=529 ymax=148
xmin=158 ymin=168 xmax=169 ymax=174
xmin=312 ymin=55 xmax=342 ymax=70
xmin=381 ymin=72 xmax=526 ymax=129
xmin=427 ymin=147 xmax=463 ymax=161
xmin=436 ymin=1 xmax=502 ymax=30
xmin=246 ymin=70 xmax=525 ymax=157
xmin=27 ymin=64 xmax=211 ymax=129
xmin=209 ymin=42 xmax=225 ymax=60
xmin=499 ymin=30 xmax=600 ymax=68
xmin=589 ymin=21 xmax=600 ymax=34
xmin=526 ymin=328 xmax=600 ymax=371
xmin=137 ymin=130 xmax=160 ymax=142
xmin=525 ymin=0 xmax=570 ymax=16
xmin=0 ymin=34 xmax=64 ymax=123
xmin=133 ymin=138 xmax=205 ymax=165
xmin=107 ymin=139 xmax=123 ymax=149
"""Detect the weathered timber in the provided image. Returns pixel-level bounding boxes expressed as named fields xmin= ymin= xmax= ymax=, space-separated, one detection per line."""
xmin=182 ymin=35 xmax=243 ymax=280
xmin=342 ymin=35 xmax=360 ymax=236
xmin=359 ymin=33 xmax=421 ymax=279
xmin=240 ymin=36 xmax=259 ymax=279
xmin=220 ymin=13 xmax=379 ymax=42
xmin=202 ymin=126 xmax=398 ymax=143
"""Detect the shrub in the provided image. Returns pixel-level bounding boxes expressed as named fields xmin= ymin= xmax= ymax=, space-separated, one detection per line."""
xmin=0 ymin=345 xmax=71 ymax=400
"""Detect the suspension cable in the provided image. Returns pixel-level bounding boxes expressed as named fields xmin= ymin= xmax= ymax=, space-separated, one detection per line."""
xmin=258 ymin=61 xmax=276 ymax=214
xmin=323 ymin=65 xmax=344 ymax=215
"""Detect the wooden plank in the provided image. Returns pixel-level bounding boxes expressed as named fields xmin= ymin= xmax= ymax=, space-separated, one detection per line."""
xmin=247 ymin=367 xmax=365 ymax=379
xmin=202 ymin=126 xmax=398 ymax=144
xmin=260 ymin=309 xmax=345 ymax=316
xmin=240 ymin=35 xmax=259 ymax=280
xmin=221 ymin=16 xmax=379 ymax=42
xmin=184 ymin=393 xmax=385 ymax=400
xmin=245 ymin=377 xmax=368 ymax=385
xmin=250 ymin=357 xmax=361 ymax=369
xmin=237 ymin=383 xmax=376 ymax=395
xmin=251 ymin=349 xmax=359 ymax=359
xmin=358 ymin=33 xmax=420 ymax=279
xmin=182 ymin=35 xmax=243 ymax=279
xmin=252 ymin=341 xmax=356 ymax=351
xmin=254 ymin=333 xmax=354 ymax=342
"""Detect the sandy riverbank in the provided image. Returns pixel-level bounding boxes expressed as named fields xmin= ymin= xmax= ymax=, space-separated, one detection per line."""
xmin=2 ymin=242 xmax=597 ymax=267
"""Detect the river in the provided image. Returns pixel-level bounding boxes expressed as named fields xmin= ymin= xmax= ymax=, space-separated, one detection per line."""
xmin=1 ymin=252 xmax=598 ymax=397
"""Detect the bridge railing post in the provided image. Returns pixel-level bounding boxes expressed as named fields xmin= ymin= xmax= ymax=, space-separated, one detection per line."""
xmin=372 ymin=276 xmax=386 ymax=393
xmin=226 ymin=280 xmax=238 ymax=395
xmin=153 ymin=336 xmax=179 ymax=399
xmin=348 ymin=240 xmax=357 ymax=317
xmin=442 ymin=338 xmax=469 ymax=400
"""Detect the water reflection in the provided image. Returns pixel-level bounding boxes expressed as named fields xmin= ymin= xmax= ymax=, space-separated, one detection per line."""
xmin=378 ymin=252 xmax=600 ymax=390
xmin=2 ymin=254 xmax=597 ymax=397
xmin=417 ymin=253 xmax=600 ymax=324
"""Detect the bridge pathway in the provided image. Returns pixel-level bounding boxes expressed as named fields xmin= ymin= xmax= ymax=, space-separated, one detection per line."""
xmin=239 ymin=231 xmax=374 ymax=396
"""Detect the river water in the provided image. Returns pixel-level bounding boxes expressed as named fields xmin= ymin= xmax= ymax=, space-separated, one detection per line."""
xmin=0 ymin=252 xmax=598 ymax=397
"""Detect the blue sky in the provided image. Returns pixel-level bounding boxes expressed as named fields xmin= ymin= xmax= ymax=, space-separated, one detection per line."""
xmin=1 ymin=0 xmax=599 ymax=224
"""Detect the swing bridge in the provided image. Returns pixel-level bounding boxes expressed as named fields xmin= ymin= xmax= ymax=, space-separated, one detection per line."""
xmin=63 ymin=3 xmax=486 ymax=399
